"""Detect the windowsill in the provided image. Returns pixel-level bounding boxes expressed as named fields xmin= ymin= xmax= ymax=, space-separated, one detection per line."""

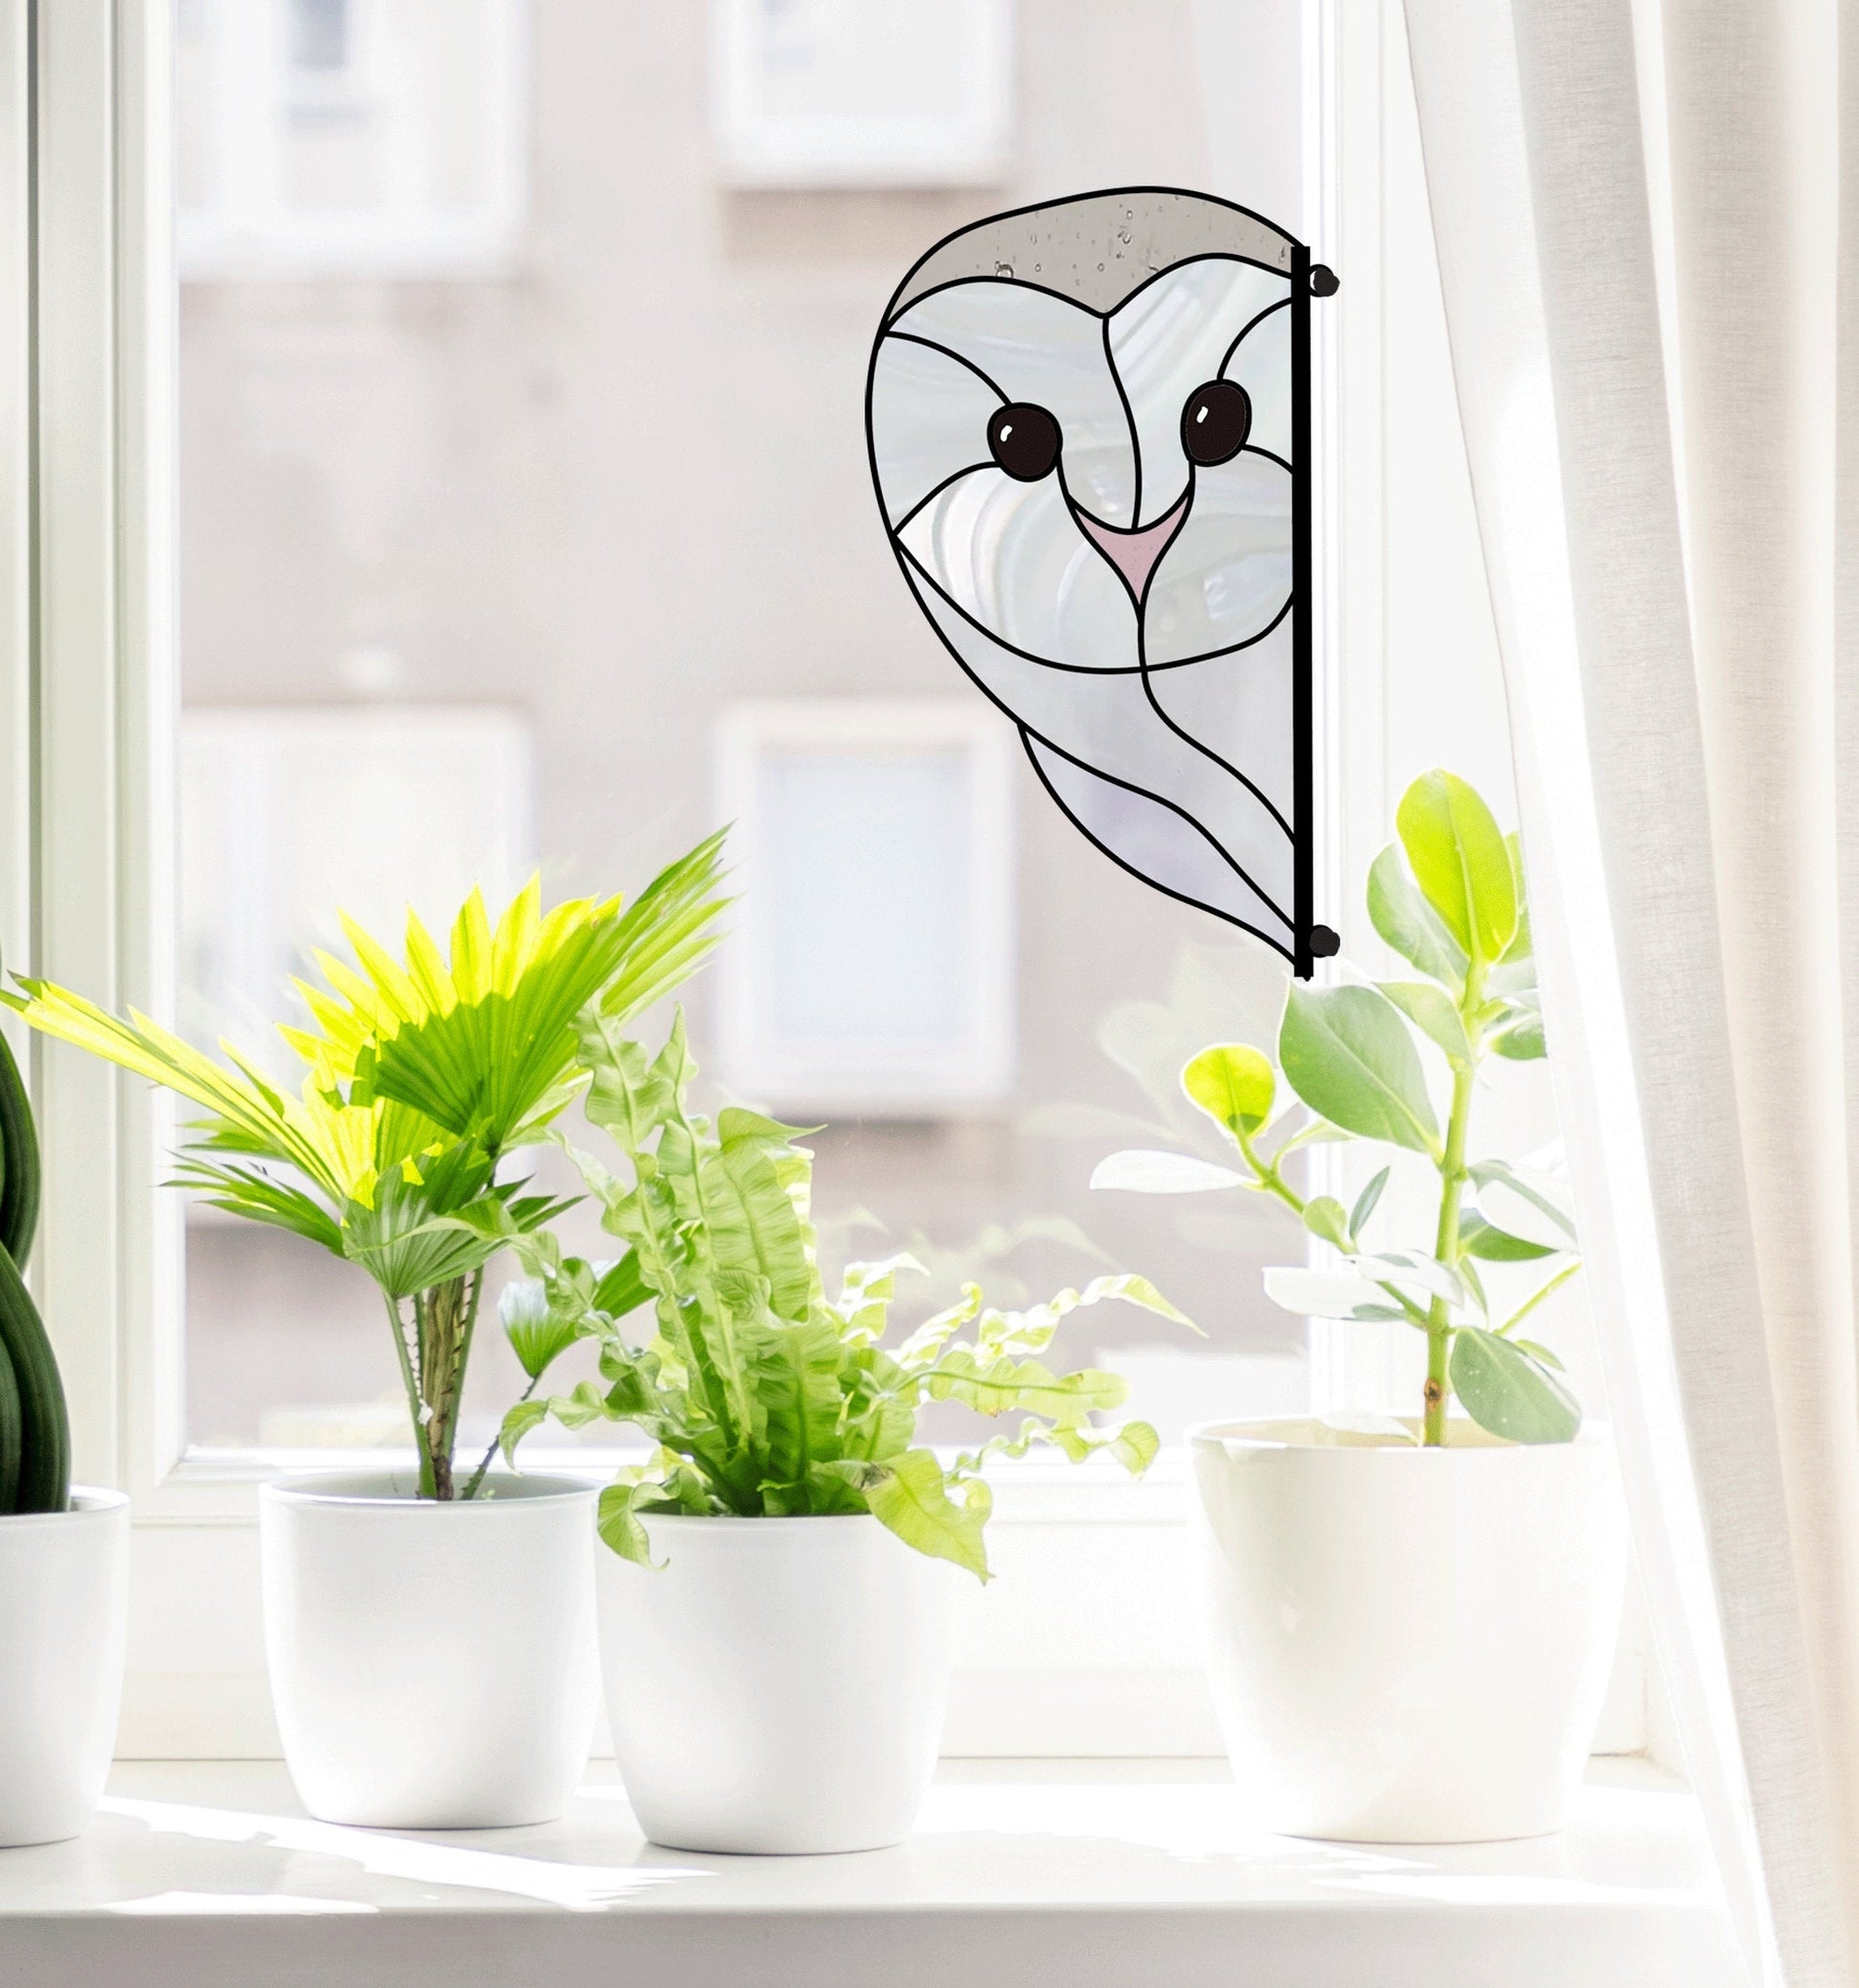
xmin=2 ymin=1758 xmax=1738 ymax=1988
xmin=133 ymin=1445 xmax=1189 ymax=1526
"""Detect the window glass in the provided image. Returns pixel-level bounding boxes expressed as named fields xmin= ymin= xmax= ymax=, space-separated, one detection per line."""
xmin=176 ymin=0 xmax=1309 ymax=1457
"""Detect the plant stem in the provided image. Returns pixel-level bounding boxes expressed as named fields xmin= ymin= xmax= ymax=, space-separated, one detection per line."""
xmin=1234 ymin=1122 xmax=1308 ymax=1219
xmin=382 ymin=1290 xmax=437 ymax=1498
xmin=1497 ymin=1260 xmax=1581 ymax=1336
xmin=1424 ymin=987 xmax=1483 ymax=1446
xmin=417 ymin=1272 xmax=483 ymax=1501
xmin=462 ymin=1364 xmax=534 ymax=1502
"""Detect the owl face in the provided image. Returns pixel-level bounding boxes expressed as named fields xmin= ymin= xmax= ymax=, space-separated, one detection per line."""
xmin=865 ymin=190 xmax=1315 ymax=969
xmin=867 ymin=191 xmax=1294 ymax=676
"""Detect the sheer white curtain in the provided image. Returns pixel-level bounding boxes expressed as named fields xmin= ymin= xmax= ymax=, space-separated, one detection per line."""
xmin=1399 ymin=0 xmax=1859 ymax=1980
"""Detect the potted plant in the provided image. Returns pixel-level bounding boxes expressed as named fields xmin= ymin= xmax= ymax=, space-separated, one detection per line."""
xmin=0 ymin=983 xmax=130 ymax=1847
xmin=1 ymin=837 xmax=727 ymax=1829
xmin=497 ymin=1007 xmax=1185 ymax=1854
xmin=1095 ymin=771 xmax=1628 ymax=1843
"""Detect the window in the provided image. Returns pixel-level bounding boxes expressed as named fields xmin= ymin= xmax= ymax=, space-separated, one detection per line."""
xmin=5 ymin=0 xmax=1634 ymax=1759
xmin=170 ymin=0 xmax=1324 ymax=1471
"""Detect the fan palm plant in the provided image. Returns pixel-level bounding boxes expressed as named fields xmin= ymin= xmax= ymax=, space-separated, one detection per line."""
xmin=0 ymin=833 xmax=729 ymax=1498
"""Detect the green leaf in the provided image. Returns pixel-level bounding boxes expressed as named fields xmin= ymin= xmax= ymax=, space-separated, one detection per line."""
xmin=543 ymin=1377 xmax=622 ymax=1429
xmin=169 ymin=1156 xmax=345 ymax=1257
xmin=967 ymin=1273 xmax=1196 ymax=1359
xmin=363 ymin=842 xmax=730 ymax=1154
xmin=1279 ymin=983 xmax=1440 ymax=1155
xmin=1181 ymin=1043 xmax=1274 ymax=1137
xmin=1263 ymin=1265 xmax=1408 ymax=1319
xmin=1460 ymin=1210 xmax=1555 ymax=1262
xmin=1511 ymin=1336 xmax=1566 ymax=1373
xmin=1352 ymin=1249 xmax=1465 ymax=1308
xmin=338 ymin=1143 xmax=505 ymax=1299
xmin=1449 ymin=1326 xmax=1580 ymax=1443
xmin=1490 ymin=827 xmax=1536 ymax=978
xmin=597 ymin=828 xmax=733 ymax=1027
xmin=592 ymin=1251 xmax=652 ymax=1319
xmin=1106 ymin=1420 xmax=1159 ymax=1473
xmin=1489 ymin=1003 xmax=1547 ymax=1060
xmin=1396 ymin=771 xmax=1518 ymax=965
xmin=1 ymin=979 xmax=353 ymax=1203
xmin=1470 ymin=1160 xmax=1577 ymax=1251
xmin=596 ymin=1480 xmax=664 ymax=1567
xmin=499 ymin=1276 xmax=588 ymax=1381
xmin=1272 ymin=1115 xmax=1354 ymax=1152
xmin=1367 ymin=844 xmax=1468 ymax=990
xmin=701 ymin=1111 xmax=817 ymax=1322
xmin=896 ymin=1283 xmax=983 ymax=1368
xmin=1302 ymin=1195 xmax=1351 ymax=1249
xmin=1349 ymin=1165 xmax=1391 ymax=1240
xmin=739 ymin=1310 xmax=844 ymax=1493
xmin=1379 ymin=981 xmax=1471 ymax=1063
xmin=926 ymin=1348 xmax=1127 ymax=1423
xmin=861 ymin=1448 xmax=993 ymax=1580
xmin=833 ymin=1252 xmax=923 ymax=1344
xmin=498 ymin=1395 xmax=551 ymax=1464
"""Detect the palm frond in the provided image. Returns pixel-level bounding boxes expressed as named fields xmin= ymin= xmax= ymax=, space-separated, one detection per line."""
xmin=356 ymin=838 xmax=729 ymax=1150
xmin=341 ymin=1150 xmax=573 ymax=1301
xmin=0 ymin=983 xmax=347 ymax=1201
xmin=598 ymin=827 xmax=734 ymax=1026
xmin=170 ymin=1157 xmax=346 ymax=1256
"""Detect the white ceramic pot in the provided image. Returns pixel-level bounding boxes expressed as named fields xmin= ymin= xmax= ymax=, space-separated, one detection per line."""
xmin=598 ymin=1513 xmax=956 ymax=1853
xmin=260 ymin=1469 xmax=599 ymax=1828
xmin=1189 ymin=1417 xmax=1628 ymax=1844
xmin=0 ymin=1487 xmax=130 ymax=1847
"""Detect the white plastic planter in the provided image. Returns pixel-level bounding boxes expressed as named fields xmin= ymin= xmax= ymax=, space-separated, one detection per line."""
xmin=599 ymin=1513 xmax=956 ymax=1853
xmin=0 ymin=1487 xmax=130 ymax=1847
xmin=1188 ymin=1417 xmax=1628 ymax=1844
xmin=260 ymin=1469 xmax=599 ymax=1828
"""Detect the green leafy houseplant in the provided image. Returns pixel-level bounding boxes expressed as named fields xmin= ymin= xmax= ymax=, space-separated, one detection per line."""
xmin=1096 ymin=770 xmax=1581 ymax=1448
xmin=0 ymin=981 xmax=70 ymax=1515
xmin=496 ymin=1010 xmax=1187 ymax=1578
xmin=0 ymin=837 xmax=728 ymax=1499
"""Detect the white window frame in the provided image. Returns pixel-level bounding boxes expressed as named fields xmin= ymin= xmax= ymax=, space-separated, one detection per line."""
xmin=176 ymin=0 xmax=529 ymax=280
xmin=710 ymin=0 xmax=1015 ymax=189
xmin=0 ymin=0 xmax=1651 ymax=1763
xmin=713 ymin=698 xmax=1017 ymax=1118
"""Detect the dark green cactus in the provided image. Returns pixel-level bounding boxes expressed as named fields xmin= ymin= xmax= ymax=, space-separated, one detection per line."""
xmin=0 ymin=963 xmax=68 ymax=1515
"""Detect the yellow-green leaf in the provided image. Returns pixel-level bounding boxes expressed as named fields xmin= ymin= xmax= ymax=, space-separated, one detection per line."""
xmin=1181 ymin=1043 xmax=1275 ymax=1137
xmin=1395 ymin=771 xmax=1517 ymax=966
xmin=863 ymin=1448 xmax=992 ymax=1581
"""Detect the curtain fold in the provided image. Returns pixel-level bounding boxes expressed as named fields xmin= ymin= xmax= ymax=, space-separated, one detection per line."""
xmin=1400 ymin=0 xmax=1859 ymax=1979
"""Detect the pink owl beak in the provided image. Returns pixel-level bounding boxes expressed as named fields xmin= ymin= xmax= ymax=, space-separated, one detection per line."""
xmin=1072 ymin=486 xmax=1190 ymax=608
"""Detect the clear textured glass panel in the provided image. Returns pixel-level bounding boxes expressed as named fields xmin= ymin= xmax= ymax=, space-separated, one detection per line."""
xmin=178 ymin=2 xmax=1312 ymax=1457
xmin=869 ymin=192 xmax=1301 ymax=956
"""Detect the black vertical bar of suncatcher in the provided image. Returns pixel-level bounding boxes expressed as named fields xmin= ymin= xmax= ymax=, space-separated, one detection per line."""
xmin=1291 ymin=240 xmax=1314 ymax=979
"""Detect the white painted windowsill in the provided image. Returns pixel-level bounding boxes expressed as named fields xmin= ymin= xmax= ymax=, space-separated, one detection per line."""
xmin=4 ymin=1758 xmax=1738 ymax=1988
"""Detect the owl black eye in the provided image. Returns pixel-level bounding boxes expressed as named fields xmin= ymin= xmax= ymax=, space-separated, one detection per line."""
xmin=1181 ymin=379 xmax=1252 ymax=466
xmin=987 ymin=402 xmax=1061 ymax=482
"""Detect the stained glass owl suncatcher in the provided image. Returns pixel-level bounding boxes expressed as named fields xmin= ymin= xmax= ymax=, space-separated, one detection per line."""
xmin=865 ymin=186 xmax=1339 ymax=974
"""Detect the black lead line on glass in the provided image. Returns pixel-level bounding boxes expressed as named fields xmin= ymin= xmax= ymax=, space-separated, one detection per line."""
xmin=865 ymin=187 xmax=1342 ymax=976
